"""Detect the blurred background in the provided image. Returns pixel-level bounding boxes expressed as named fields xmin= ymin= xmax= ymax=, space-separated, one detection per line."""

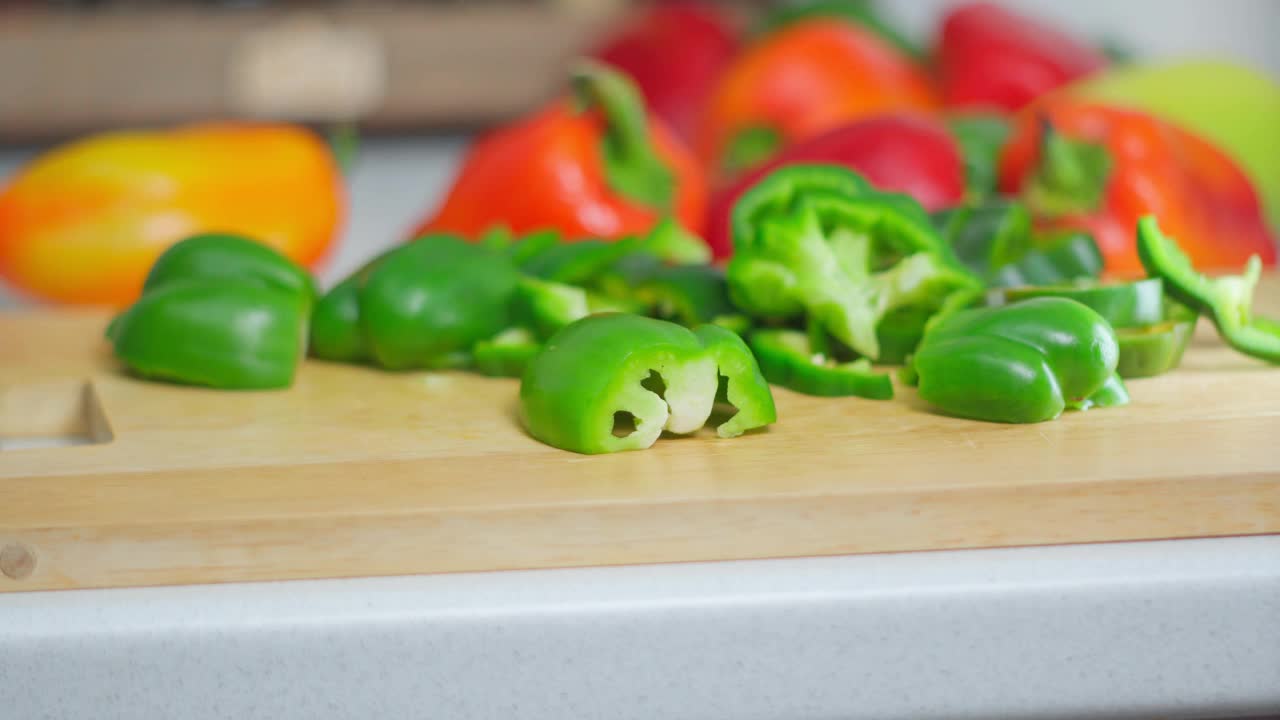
xmin=1 ymin=0 xmax=1278 ymax=307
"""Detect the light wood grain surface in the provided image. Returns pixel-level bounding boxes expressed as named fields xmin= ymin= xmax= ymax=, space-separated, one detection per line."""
xmin=3 ymin=279 xmax=1279 ymax=592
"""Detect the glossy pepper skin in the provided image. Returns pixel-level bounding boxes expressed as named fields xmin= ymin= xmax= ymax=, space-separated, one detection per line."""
xmin=999 ymin=102 xmax=1278 ymax=275
xmin=591 ymin=2 xmax=739 ymax=143
xmin=1137 ymin=216 xmax=1280 ymax=364
xmin=142 ymin=233 xmax=318 ymax=308
xmin=411 ymin=62 xmax=706 ymax=244
xmin=696 ymin=20 xmax=936 ymax=180
xmin=726 ymin=165 xmax=980 ymax=361
xmin=749 ymin=329 xmax=893 ymax=399
xmin=109 ymin=281 xmax=307 ymax=390
xmin=359 ymin=235 xmax=520 ymax=370
xmin=938 ymin=2 xmax=1107 ymax=112
xmin=705 ymin=113 xmax=967 ymax=259
xmin=0 ymin=123 xmax=343 ymax=307
xmin=913 ymin=297 xmax=1124 ymax=424
xmin=519 ymin=314 xmax=775 ymax=454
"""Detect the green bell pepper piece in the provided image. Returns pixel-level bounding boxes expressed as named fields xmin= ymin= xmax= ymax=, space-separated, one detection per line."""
xmin=506 ymin=229 xmax=562 ymax=267
xmin=1077 ymin=372 xmax=1131 ymax=410
xmin=309 ymin=274 xmax=367 ymax=363
xmin=473 ymin=327 xmax=542 ymax=378
xmin=748 ymin=329 xmax=894 ymax=399
xmin=514 ymin=276 xmax=591 ymax=340
xmin=360 ymin=235 xmax=520 ymax=370
xmin=1115 ymin=318 xmax=1196 ymax=378
xmin=142 ymin=232 xmax=317 ymax=308
xmin=728 ymin=165 xmax=981 ymax=360
xmin=1136 ymin=215 xmax=1280 ymax=364
xmin=992 ymin=230 xmax=1105 ymax=288
xmin=996 ymin=278 xmax=1165 ymax=329
xmin=948 ymin=114 xmax=1011 ymax=200
xmin=519 ymin=314 xmax=776 ymax=454
xmin=692 ymin=324 xmax=778 ymax=438
xmin=913 ymin=297 xmax=1122 ymax=423
xmin=876 ymin=306 xmax=931 ymax=365
xmin=636 ymin=264 xmax=736 ymax=327
xmin=933 ymin=200 xmax=1032 ymax=278
xmin=110 ymin=281 xmax=307 ymax=390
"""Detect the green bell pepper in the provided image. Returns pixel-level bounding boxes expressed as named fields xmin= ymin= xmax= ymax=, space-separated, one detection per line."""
xmin=519 ymin=314 xmax=776 ymax=454
xmin=1115 ymin=317 xmax=1196 ymax=378
xmin=310 ymin=275 xmax=367 ymax=363
xmin=514 ymin=276 xmax=590 ymax=340
xmin=748 ymin=328 xmax=894 ymax=399
xmin=110 ymin=281 xmax=307 ymax=389
xmin=636 ymin=264 xmax=737 ymax=327
xmin=933 ymin=201 xmax=1104 ymax=288
xmin=996 ymin=278 xmax=1165 ymax=329
xmin=727 ymin=165 xmax=981 ymax=360
xmin=142 ymin=232 xmax=317 ymax=308
xmin=360 ymin=235 xmax=520 ymax=370
xmin=948 ymin=114 xmax=1011 ymax=200
xmin=912 ymin=297 xmax=1123 ymax=423
xmin=473 ymin=327 xmax=542 ymax=378
xmin=1136 ymin=215 xmax=1280 ymax=364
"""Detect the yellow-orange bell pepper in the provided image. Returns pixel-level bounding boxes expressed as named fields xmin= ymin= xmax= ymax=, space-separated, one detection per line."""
xmin=0 ymin=122 xmax=344 ymax=306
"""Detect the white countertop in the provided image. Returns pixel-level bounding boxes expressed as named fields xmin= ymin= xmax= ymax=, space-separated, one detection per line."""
xmin=3 ymin=140 xmax=1279 ymax=719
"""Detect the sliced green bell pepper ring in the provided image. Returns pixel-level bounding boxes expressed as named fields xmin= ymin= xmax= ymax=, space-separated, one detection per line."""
xmin=996 ymin=278 xmax=1165 ymax=329
xmin=1136 ymin=215 xmax=1280 ymax=364
xmin=748 ymin=329 xmax=894 ymax=400
xmin=514 ymin=276 xmax=590 ymax=340
xmin=912 ymin=297 xmax=1122 ymax=423
xmin=360 ymin=235 xmax=520 ymax=370
xmin=110 ymin=281 xmax=307 ymax=390
xmin=142 ymin=233 xmax=318 ymax=308
xmin=728 ymin=165 xmax=981 ymax=360
xmin=519 ymin=314 xmax=776 ymax=454
xmin=692 ymin=324 xmax=778 ymax=438
xmin=473 ymin=327 xmax=542 ymax=378
xmin=520 ymin=239 xmax=636 ymax=285
xmin=1115 ymin=318 xmax=1196 ymax=379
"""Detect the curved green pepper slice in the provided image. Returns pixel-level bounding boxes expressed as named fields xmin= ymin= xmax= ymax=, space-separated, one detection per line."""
xmin=310 ymin=275 xmax=367 ymax=363
xmin=1137 ymin=215 xmax=1280 ymax=364
xmin=1115 ymin=318 xmax=1196 ymax=379
xmin=360 ymin=235 xmax=520 ymax=370
xmin=110 ymin=281 xmax=307 ymax=389
xmin=142 ymin=233 xmax=317 ymax=308
xmin=913 ymin=297 xmax=1122 ymax=423
xmin=997 ymin=278 xmax=1165 ymax=329
xmin=519 ymin=314 xmax=776 ymax=454
xmin=473 ymin=327 xmax=542 ymax=378
xmin=748 ymin=329 xmax=894 ymax=400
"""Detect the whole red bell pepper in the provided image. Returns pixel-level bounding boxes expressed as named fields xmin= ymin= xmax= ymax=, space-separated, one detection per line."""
xmin=591 ymin=1 xmax=739 ymax=144
xmin=938 ymin=2 xmax=1107 ymax=112
xmin=999 ymin=100 xmax=1277 ymax=275
xmin=704 ymin=113 xmax=966 ymax=259
xmin=696 ymin=19 xmax=936 ymax=181
xmin=0 ymin=122 xmax=343 ymax=307
xmin=412 ymin=62 xmax=705 ymax=244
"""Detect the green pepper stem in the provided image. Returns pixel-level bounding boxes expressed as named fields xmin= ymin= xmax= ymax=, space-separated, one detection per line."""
xmin=1023 ymin=118 xmax=1113 ymax=217
xmin=570 ymin=60 xmax=674 ymax=211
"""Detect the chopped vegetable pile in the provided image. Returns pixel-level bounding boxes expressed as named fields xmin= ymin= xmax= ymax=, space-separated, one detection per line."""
xmin=21 ymin=6 xmax=1271 ymax=455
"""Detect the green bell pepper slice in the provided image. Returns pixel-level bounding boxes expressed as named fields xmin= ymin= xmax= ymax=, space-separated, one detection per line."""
xmin=636 ymin=264 xmax=736 ymax=327
xmin=913 ymin=297 xmax=1122 ymax=423
xmin=728 ymin=165 xmax=981 ymax=361
xmin=1136 ymin=215 xmax=1280 ymax=364
xmin=991 ymin=230 xmax=1105 ymax=288
xmin=110 ymin=281 xmax=307 ymax=390
xmin=932 ymin=201 xmax=1104 ymax=288
xmin=948 ymin=114 xmax=1011 ymax=200
xmin=142 ymin=232 xmax=317 ymax=308
xmin=473 ymin=327 xmax=542 ymax=378
xmin=748 ymin=329 xmax=894 ymax=400
xmin=360 ymin=235 xmax=520 ymax=370
xmin=996 ymin=278 xmax=1165 ymax=329
xmin=1115 ymin=318 xmax=1196 ymax=379
xmin=519 ymin=314 xmax=776 ymax=454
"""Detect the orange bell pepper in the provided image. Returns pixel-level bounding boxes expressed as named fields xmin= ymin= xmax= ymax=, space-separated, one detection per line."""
xmin=695 ymin=19 xmax=937 ymax=180
xmin=413 ymin=62 xmax=705 ymax=243
xmin=0 ymin=122 xmax=343 ymax=307
xmin=999 ymin=100 xmax=1277 ymax=275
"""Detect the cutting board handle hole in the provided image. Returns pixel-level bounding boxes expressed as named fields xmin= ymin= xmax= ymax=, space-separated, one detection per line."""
xmin=0 ymin=380 xmax=114 ymax=451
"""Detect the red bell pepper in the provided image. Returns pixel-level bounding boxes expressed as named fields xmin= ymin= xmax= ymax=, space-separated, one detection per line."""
xmin=591 ymin=1 xmax=739 ymax=144
xmin=938 ymin=2 xmax=1107 ymax=112
xmin=696 ymin=19 xmax=936 ymax=181
xmin=704 ymin=113 xmax=966 ymax=259
xmin=411 ymin=62 xmax=706 ymax=244
xmin=999 ymin=100 xmax=1277 ymax=275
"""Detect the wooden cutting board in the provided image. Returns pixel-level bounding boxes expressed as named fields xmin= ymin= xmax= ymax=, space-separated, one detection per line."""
xmin=3 ymin=279 xmax=1279 ymax=593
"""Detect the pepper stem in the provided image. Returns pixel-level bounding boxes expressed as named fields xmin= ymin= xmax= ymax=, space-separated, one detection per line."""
xmin=570 ymin=60 xmax=675 ymax=212
xmin=1023 ymin=118 xmax=1113 ymax=218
